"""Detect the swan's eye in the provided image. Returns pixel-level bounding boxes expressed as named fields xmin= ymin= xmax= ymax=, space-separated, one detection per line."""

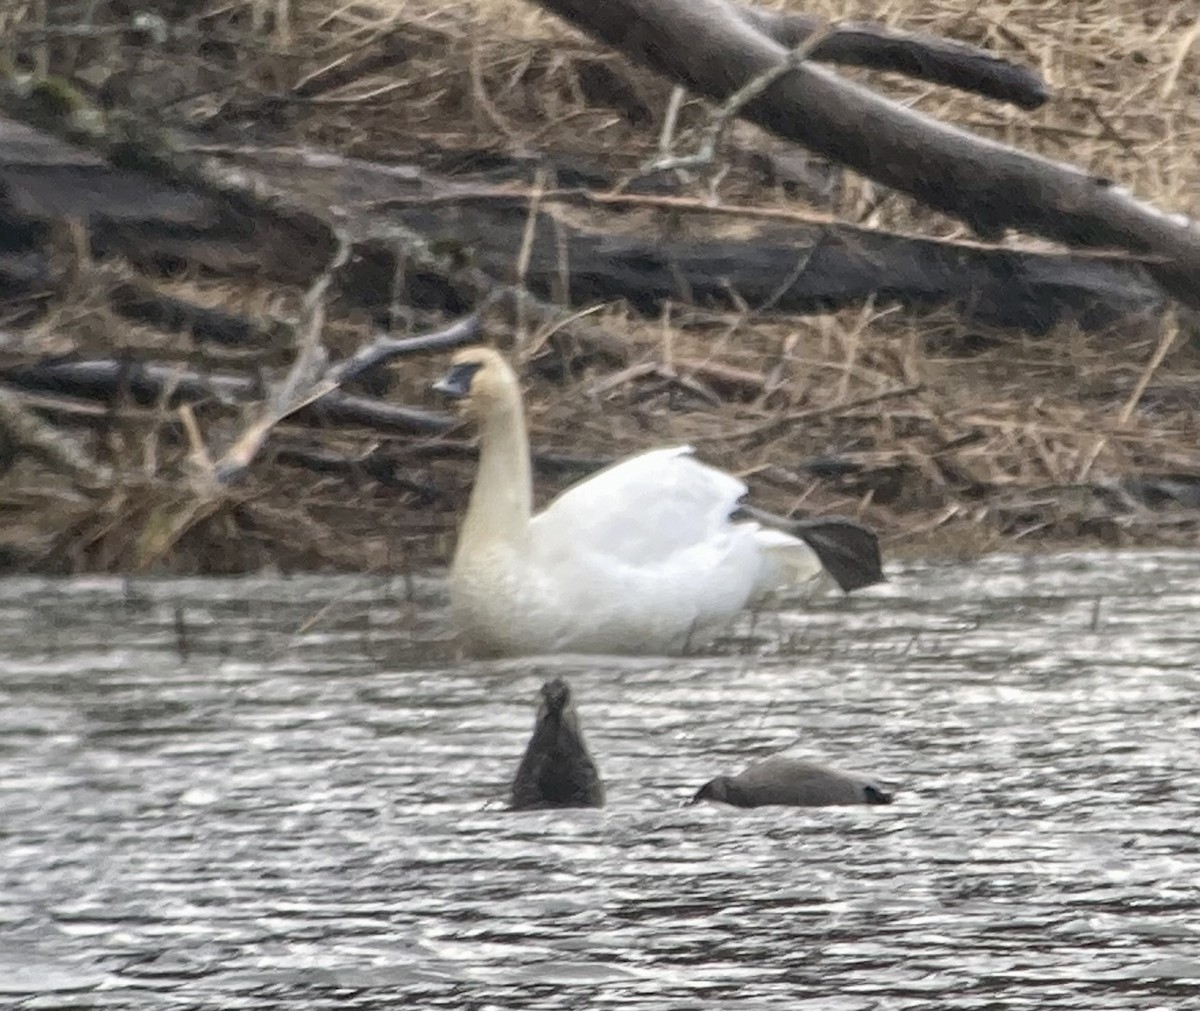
xmin=434 ymin=361 xmax=483 ymax=399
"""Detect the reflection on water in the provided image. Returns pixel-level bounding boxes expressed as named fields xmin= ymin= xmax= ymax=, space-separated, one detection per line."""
xmin=1 ymin=551 xmax=1199 ymax=1009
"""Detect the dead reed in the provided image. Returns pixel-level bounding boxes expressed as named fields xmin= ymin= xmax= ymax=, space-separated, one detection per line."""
xmin=0 ymin=0 xmax=1196 ymax=573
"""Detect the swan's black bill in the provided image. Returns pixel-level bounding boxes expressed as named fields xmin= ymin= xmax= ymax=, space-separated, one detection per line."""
xmin=434 ymin=362 xmax=482 ymax=398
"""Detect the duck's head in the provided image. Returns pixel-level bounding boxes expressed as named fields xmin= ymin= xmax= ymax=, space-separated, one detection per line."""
xmin=539 ymin=677 xmax=572 ymax=716
xmin=689 ymin=777 xmax=731 ymax=805
xmin=433 ymin=347 xmax=520 ymax=420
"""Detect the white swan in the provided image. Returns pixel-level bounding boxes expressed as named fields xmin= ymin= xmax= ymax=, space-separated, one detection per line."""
xmin=434 ymin=347 xmax=864 ymax=656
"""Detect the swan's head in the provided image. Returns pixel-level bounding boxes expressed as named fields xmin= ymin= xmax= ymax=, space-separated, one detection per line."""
xmin=433 ymin=347 xmax=520 ymax=420
xmin=689 ymin=777 xmax=731 ymax=805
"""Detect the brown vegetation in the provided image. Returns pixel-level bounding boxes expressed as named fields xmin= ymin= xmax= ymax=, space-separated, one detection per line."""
xmin=0 ymin=0 xmax=1197 ymax=575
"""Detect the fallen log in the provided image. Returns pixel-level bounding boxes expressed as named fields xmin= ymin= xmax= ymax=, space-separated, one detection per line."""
xmin=0 ymin=106 xmax=1173 ymax=341
xmin=368 ymin=193 xmax=1166 ymax=333
xmin=0 ymin=108 xmax=628 ymax=369
xmin=139 ymin=160 xmax=1181 ymax=333
xmin=529 ymin=0 xmax=1200 ymax=307
xmin=174 ymin=147 xmax=1175 ymax=334
xmin=0 ymin=198 xmax=1169 ymax=342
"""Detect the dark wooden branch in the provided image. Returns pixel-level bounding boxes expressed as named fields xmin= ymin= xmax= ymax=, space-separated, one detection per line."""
xmin=0 ymin=359 xmax=455 ymax=435
xmin=223 ymin=141 xmax=1171 ymax=335
xmin=319 ymin=313 xmax=487 ymax=387
xmin=0 ymin=107 xmax=1181 ymax=349
xmin=736 ymin=6 xmax=1048 ymax=109
xmin=0 ymin=108 xmax=628 ymax=369
xmin=271 ymin=440 xmax=608 ymax=489
xmin=370 ymin=193 xmax=1167 ymax=333
xmin=270 ymin=443 xmax=451 ymax=502
xmin=0 ymin=106 xmax=1174 ymax=340
xmin=528 ymin=0 xmax=1200 ymax=307
xmin=108 ymin=283 xmax=289 ymax=347
xmin=1 ymin=198 xmax=1169 ymax=341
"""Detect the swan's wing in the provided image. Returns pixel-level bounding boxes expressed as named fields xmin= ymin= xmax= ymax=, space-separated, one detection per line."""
xmin=517 ymin=447 xmax=824 ymax=651
xmin=530 ymin=447 xmax=748 ymax=565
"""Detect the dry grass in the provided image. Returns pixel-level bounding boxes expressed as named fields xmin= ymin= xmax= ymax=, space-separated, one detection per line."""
xmin=136 ymin=0 xmax=1196 ymax=219
xmin=0 ymin=0 xmax=1197 ymax=572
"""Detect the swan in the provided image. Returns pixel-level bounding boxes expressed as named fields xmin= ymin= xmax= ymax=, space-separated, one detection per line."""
xmin=690 ymin=755 xmax=894 ymax=808
xmin=434 ymin=347 xmax=879 ymax=656
xmin=510 ymin=678 xmax=604 ymax=810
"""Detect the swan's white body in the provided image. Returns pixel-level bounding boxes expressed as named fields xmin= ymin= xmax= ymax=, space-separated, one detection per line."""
xmin=441 ymin=350 xmax=822 ymax=656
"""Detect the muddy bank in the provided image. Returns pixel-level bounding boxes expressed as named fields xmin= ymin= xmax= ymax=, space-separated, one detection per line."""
xmin=0 ymin=0 xmax=1197 ymax=575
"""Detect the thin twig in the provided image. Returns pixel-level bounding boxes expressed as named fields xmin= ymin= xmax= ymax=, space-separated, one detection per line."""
xmin=657 ymin=85 xmax=687 ymax=161
xmin=642 ymin=21 xmax=842 ymax=176
xmin=1075 ymin=312 xmax=1180 ymax=482
xmin=697 ymin=383 xmax=924 ymax=443
xmin=211 ymin=313 xmax=481 ymax=483
xmin=1161 ymin=19 xmax=1200 ymax=99
xmin=0 ymin=384 xmax=113 ymax=488
xmin=514 ymin=167 xmax=548 ymax=348
xmin=176 ymin=402 xmax=215 ymax=479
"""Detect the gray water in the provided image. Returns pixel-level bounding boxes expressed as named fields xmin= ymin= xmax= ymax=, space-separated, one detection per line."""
xmin=1 ymin=551 xmax=1199 ymax=1009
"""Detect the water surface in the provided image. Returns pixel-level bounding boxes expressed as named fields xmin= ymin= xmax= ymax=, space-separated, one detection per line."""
xmin=2 ymin=551 xmax=1199 ymax=1008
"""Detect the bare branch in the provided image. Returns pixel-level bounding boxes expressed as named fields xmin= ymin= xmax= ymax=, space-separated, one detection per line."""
xmin=0 ymin=357 xmax=460 ymax=435
xmin=735 ymin=6 xmax=1048 ymax=109
xmin=0 ymin=384 xmax=112 ymax=488
xmin=528 ymin=0 xmax=1200 ymax=308
xmin=209 ymin=307 xmax=479 ymax=484
xmin=646 ymin=23 xmax=841 ymax=177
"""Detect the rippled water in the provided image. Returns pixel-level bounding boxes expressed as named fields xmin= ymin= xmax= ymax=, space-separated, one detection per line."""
xmin=2 ymin=551 xmax=1199 ymax=1009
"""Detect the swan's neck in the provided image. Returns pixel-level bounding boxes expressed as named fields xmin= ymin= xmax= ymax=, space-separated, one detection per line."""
xmin=457 ymin=396 xmax=533 ymax=560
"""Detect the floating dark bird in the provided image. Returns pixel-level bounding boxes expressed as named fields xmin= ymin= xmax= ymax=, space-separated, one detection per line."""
xmin=510 ymin=678 xmax=605 ymax=810
xmin=691 ymin=755 xmax=893 ymax=808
